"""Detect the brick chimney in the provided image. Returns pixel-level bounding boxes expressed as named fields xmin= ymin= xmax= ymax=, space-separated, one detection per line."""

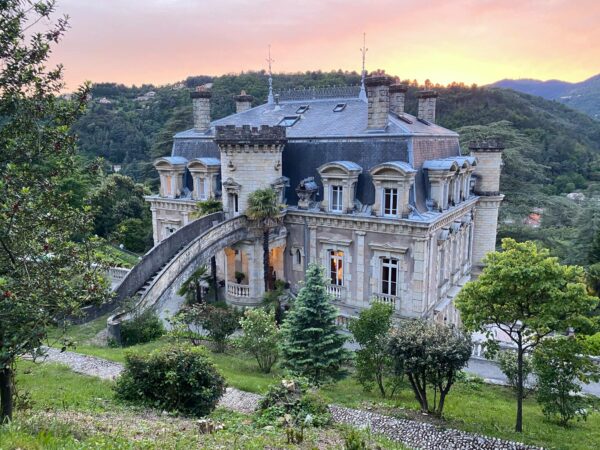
xmin=417 ymin=90 xmax=438 ymax=123
xmin=190 ymin=86 xmax=211 ymax=132
xmin=365 ymin=75 xmax=391 ymax=130
xmin=234 ymin=90 xmax=253 ymax=114
xmin=389 ymin=84 xmax=407 ymax=116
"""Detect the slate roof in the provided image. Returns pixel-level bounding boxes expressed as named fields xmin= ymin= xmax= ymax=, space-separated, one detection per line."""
xmin=174 ymin=98 xmax=458 ymax=140
xmin=371 ymin=161 xmax=416 ymax=174
xmin=190 ymin=157 xmax=221 ymax=166
xmin=155 ymin=156 xmax=188 ymax=165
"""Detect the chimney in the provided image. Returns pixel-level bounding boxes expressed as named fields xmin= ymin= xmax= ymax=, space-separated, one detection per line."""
xmin=417 ymin=90 xmax=438 ymax=123
xmin=389 ymin=84 xmax=407 ymax=116
xmin=234 ymin=90 xmax=253 ymax=114
xmin=365 ymin=75 xmax=391 ymax=130
xmin=190 ymin=86 xmax=211 ymax=132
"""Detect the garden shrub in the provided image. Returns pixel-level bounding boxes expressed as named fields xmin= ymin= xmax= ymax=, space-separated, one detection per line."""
xmin=256 ymin=379 xmax=331 ymax=428
xmin=119 ymin=310 xmax=164 ymax=346
xmin=497 ymin=350 xmax=535 ymax=397
xmin=238 ymin=308 xmax=280 ymax=373
xmin=114 ymin=344 xmax=226 ymax=416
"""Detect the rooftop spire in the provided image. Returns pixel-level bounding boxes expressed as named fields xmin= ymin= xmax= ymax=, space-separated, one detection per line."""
xmin=266 ymin=44 xmax=275 ymax=105
xmin=359 ymin=32 xmax=368 ymax=102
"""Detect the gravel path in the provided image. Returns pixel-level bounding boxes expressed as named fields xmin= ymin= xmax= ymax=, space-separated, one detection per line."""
xmin=38 ymin=348 xmax=541 ymax=450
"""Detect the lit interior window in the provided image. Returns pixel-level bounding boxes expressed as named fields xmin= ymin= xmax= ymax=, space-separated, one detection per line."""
xmin=278 ymin=116 xmax=300 ymax=127
xmin=329 ymin=250 xmax=344 ymax=286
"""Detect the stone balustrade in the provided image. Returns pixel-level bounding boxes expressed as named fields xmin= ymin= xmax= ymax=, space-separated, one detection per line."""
xmin=371 ymin=293 xmax=400 ymax=311
xmin=326 ymin=284 xmax=346 ymax=300
xmin=227 ymin=281 xmax=250 ymax=298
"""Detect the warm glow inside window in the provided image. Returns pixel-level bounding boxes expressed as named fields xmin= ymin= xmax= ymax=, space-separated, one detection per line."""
xmin=381 ymin=258 xmax=398 ymax=296
xmin=330 ymin=185 xmax=343 ymax=212
xmin=383 ymin=188 xmax=399 ymax=216
xmin=329 ymin=250 xmax=344 ymax=286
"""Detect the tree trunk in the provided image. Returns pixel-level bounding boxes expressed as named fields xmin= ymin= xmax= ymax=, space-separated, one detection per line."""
xmin=0 ymin=366 xmax=13 ymax=423
xmin=376 ymin=368 xmax=386 ymax=398
xmin=515 ymin=338 xmax=524 ymax=432
xmin=211 ymin=256 xmax=218 ymax=303
xmin=263 ymin=228 xmax=270 ymax=292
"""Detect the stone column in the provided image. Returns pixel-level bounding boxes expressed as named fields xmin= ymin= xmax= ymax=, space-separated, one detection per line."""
xmin=309 ymin=226 xmax=317 ymax=264
xmin=150 ymin=206 xmax=159 ymax=245
xmin=355 ymin=231 xmax=366 ymax=304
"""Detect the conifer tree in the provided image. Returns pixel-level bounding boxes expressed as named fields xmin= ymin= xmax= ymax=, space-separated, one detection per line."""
xmin=280 ymin=263 xmax=350 ymax=384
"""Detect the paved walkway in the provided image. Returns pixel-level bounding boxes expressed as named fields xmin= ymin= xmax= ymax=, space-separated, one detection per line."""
xmin=38 ymin=348 xmax=541 ymax=450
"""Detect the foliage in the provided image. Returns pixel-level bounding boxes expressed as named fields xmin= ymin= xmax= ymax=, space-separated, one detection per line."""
xmin=0 ymin=0 xmax=111 ymax=421
xmin=532 ymin=337 xmax=600 ymax=425
xmin=348 ymin=302 xmax=401 ymax=398
xmin=90 ymin=173 xmax=153 ymax=253
xmin=177 ymin=265 xmax=210 ymax=305
xmin=343 ymin=428 xmax=369 ymax=450
xmin=280 ymin=264 xmax=350 ymax=384
xmin=497 ymin=350 xmax=535 ymax=397
xmin=263 ymin=279 xmax=287 ymax=325
xmin=590 ymin=230 xmax=600 ymax=265
xmin=456 ymin=238 xmax=598 ymax=432
xmin=119 ymin=310 xmax=164 ymax=347
xmin=246 ymin=188 xmax=283 ymax=292
xmin=172 ymin=303 xmax=241 ymax=352
xmin=238 ymin=309 xmax=280 ymax=373
xmin=587 ymin=263 xmax=600 ymax=296
xmin=582 ymin=332 xmax=600 ymax=356
xmin=192 ymin=197 xmax=223 ymax=218
xmin=114 ymin=344 xmax=226 ymax=416
xmin=234 ymin=271 xmax=246 ymax=283
xmin=388 ymin=320 xmax=472 ymax=416
xmin=256 ymin=379 xmax=331 ymax=428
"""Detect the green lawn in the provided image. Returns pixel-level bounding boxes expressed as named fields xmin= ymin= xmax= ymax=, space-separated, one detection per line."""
xmin=4 ymin=361 xmax=407 ymax=449
xmin=46 ymin=318 xmax=600 ymax=450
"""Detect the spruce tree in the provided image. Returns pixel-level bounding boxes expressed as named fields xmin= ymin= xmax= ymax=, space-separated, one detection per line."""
xmin=280 ymin=263 xmax=350 ymax=384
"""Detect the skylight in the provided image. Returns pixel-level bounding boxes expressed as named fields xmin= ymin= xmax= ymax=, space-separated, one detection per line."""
xmin=278 ymin=116 xmax=300 ymax=127
xmin=333 ymin=103 xmax=346 ymax=112
xmin=296 ymin=105 xmax=309 ymax=114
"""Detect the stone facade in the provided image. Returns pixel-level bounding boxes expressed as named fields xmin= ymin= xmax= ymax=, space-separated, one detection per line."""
xmin=144 ymin=79 xmax=503 ymax=324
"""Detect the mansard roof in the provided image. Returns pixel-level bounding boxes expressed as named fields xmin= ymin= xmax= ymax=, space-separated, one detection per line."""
xmin=370 ymin=161 xmax=416 ymax=176
xmin=154 ymin=156 xmax=188 ymax=167
xmin=187 ymin=157 xmax=221 ymax=168
xmin=175 ymin=97 xmax=458 ymax=140
xmin=318 ymin=160 xmax=363 ymax=175
xmin=423 ymin=156 xmax=477 ymax=172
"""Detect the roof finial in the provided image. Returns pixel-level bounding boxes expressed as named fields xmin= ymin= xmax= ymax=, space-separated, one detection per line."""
xmin=359 ymin=32 xmax=368 ymax=102
xmin=267 ymin=44 xmax=275 ymax=105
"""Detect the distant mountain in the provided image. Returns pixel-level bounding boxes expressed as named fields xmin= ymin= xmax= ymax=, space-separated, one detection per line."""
xmin=492 ymin=74 xmax=600 ymax=119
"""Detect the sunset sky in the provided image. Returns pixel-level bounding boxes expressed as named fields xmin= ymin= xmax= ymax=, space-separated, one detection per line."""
xmin=49 ymin=0 xmax=599 ymax=90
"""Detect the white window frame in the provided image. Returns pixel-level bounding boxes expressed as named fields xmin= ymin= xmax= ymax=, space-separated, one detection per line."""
xmin=382 ymin=187 xmax=399 ymax=217
xmin=330 ymin=185 xmax=343 ymax=212
xmin=381 ymin=258 xmax=399 ymax=296
xmin=329 ymin=250 xmax=344 ymax=286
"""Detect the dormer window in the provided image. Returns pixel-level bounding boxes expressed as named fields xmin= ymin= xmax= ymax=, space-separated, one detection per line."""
xmin=278 ymin=116 xmax=300 ymax=127
xmin=295 ymin=105 xmax=309 ymax=114
xmin=330 ymin=185 xmax=343 ymax=212
xmin=317 ymin=161 xmax=362 ymax=214
xmin=333 ymin=103 xmax=346 ymax=112
xmin=383 ymin=188 xmax=399 ymax=217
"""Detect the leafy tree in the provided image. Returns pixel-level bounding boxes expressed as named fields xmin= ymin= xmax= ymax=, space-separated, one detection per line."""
xmin=456 ymin=238 xmax=598 ymax=432
xmin=532 ymin=337 xmax=600 ymax=426
xmin=175 ymin=303 xmax=240 ymax=353
xmin=177 ymin=265 xmax=210 ymax=305
xmin=590 ymin=229 xmax=600 ymax=265
xmin=192 ymin=197 xmax=223 ymax=218
xmin=348 ymin=302 xmax=400 ymax=398
xmin=280 ymin=264 xmax=350 ymax=384
xmin=238 ymin=309 xmax=280 ymax=373
xmin=112 ymin=217 xmax=152 ymax=253
xmin=0 ymin=1 xmax=109 ymax=422
xmin=246 ymin=188 xmax=282 ymax=292
xmin=388 ymin=320 xmax=472 ymax=416
xmin=497 ymin=350 xmax=534 ymax=398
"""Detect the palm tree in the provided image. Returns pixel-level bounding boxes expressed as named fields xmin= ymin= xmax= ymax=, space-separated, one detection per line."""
xmin=191 ymin=197 xmax=223 ymax=219
xmin=177 ymin=265 xmax=211 ymax=305
xmin=246 ymin=188 xmax=282 ymax=292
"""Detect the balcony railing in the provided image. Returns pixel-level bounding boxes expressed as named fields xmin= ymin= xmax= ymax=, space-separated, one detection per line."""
xmin=326 ymin=284 xmax=346 ymax=300
xmin=371 ymin=293 xmax=400 ymax=311
xmin=227 ymin=281 xmax=250 ymax=298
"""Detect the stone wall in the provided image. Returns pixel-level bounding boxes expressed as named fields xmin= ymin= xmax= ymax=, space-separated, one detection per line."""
xmin=365 ymin=76 xmax=391 ymax=129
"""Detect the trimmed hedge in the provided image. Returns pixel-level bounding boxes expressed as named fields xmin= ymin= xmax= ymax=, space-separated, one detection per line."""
xmin=115 ymin=344 xmax=226 ymax=416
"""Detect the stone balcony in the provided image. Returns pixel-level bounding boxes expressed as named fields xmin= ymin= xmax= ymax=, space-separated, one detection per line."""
xmin=226 ymin=281 xmax=250 ymax=298
xmin=371 ymin=293 xmax=401 ymax=311
xmin=326 ymin=284 xmax=347 ymax=300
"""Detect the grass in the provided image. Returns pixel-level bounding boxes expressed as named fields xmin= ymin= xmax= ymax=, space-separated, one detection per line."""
xmin=96 ymin=242 xmax=141 ymax=268
xmin=46 ymin=318 xmax=600 ymax=449
xmin=5 ymin=361 xmax=408 ymax=449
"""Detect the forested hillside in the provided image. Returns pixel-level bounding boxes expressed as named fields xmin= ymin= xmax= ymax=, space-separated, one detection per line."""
xmin=74 ymin=71 xmax=600 ymax=265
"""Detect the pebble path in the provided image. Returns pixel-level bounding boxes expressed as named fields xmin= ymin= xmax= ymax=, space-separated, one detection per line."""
xmin=39 ymin=348 xmax=542 ymax=450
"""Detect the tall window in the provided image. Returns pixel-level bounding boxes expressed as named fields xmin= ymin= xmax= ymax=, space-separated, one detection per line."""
xmin=381 ymin=258 xmax=398 ymax=296
xmin=164 ymin=175 xmax=172 ymax=196
xmin=197 ymin=177 xmax=206 ymax=200
xmin=383 ymin=188 xmax=399 ymax=217
xmin=329 ymin=250 xmax=344 ymax=286
xmin=331 ymin=185 xmax=343 ymax=212
xmin=229 ymin=193 xmax=239 ymax=214
xmin=295 ymin=248 xmax=302 ymax=266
